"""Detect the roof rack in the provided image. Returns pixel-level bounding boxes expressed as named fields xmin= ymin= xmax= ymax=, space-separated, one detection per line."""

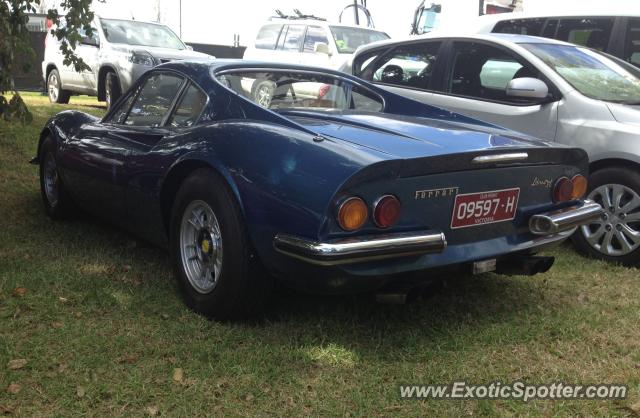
xmin=270 ymin=9 xmax=327 ymax=21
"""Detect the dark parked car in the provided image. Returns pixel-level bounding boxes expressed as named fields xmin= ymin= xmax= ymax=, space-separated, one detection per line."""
xmin=33 ymin=60 xmax=602 ymax=319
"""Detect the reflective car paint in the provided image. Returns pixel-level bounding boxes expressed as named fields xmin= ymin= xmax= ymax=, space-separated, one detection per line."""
xmin=37 ymin=60 xmax=591 ymax=291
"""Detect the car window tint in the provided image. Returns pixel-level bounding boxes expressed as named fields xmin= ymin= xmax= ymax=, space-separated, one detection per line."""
xmin=255 ymin=24 xmax=282 ymax=50
xmin=217 ymin=71 xmax=383 ymax=112
xmin=492 ymin=18 xmax=544 ymax=36
xmin=369 ymin=42 xmax=441 ymax=90
xmin=625 ymin=18 xmax=640 ymax=67
xmin=556 ymin=18 xmax=614 ymax=51
xmin=168 ymin=83 xmax=207 ymax=128
xmin=124 ymin=73 xmax=184 ymax=127
xmin=281 ymin=25 xmax=304 ymax=52
xmin=108 ymin=92 xmax=136 ymax=124
xmin=303 ymin=26 xmax=329 ymax=53
xmin=542 ymin=19 xmax=558 ymax=38
xmin=448 ymin=42 xmax=539 ymax=104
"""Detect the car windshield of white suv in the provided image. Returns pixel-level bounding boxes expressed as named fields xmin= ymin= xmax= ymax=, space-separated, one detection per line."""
xmin=329 ymin=26 xmax=389 ymax=54
xmin=101 ymin=19 xmax=185 ymax=50
xmin=522 ymin=43 xmax=640 ymax=104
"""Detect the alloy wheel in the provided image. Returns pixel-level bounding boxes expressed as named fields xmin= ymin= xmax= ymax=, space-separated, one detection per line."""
xmin=580 ymin=183 xmax=640 ymax=256
xmin=179 ymin=200 xmax=223 ymax=294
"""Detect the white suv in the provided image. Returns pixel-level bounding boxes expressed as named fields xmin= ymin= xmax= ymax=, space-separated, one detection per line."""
xmin=243 ymin=16 xmax=389 ymax=70
xmin=43 ymin=16 xmax=212 ymax=109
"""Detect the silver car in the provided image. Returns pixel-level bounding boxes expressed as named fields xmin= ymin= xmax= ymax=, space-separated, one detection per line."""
xmin=42 ymin=16 xmax=212 ymax=109
xmin=342 ymin=33 xmax=640 ymax=265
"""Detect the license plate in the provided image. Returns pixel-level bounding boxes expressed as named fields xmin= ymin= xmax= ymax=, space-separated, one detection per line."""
xmin=451 ymin=188 xmax=520 ymax=229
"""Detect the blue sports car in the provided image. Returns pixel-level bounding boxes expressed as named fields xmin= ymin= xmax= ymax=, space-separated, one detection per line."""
xmin=34 ymin=60 xmax=603 ymax=319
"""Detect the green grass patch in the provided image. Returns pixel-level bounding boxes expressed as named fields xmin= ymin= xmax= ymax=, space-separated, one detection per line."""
xmin=0 ymin=93 xmax=639 ymax=416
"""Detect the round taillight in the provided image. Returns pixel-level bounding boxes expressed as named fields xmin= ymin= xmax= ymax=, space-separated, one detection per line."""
xmin=337 ymin=197 xmax=368 ymax=231
xmin=373 ymin=195 xmax=401 ymax=228
xmin=553 ymin=176 xmax=573 ymax=202
xmin=571 ymin=174 xmax=588 ymax=200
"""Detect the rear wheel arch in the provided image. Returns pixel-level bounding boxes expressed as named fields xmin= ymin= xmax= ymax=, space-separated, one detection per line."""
xmin=160 ymin=159 xmax=246 ymax=236
xmin=36 ymin=128 xmax=54 ymax=163
xmin=589 ymin=158 xmax=640 ymax=176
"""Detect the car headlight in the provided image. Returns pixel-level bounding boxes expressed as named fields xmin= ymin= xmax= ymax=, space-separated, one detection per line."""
xmin=129 ymin=50 xmax=156 ymax=66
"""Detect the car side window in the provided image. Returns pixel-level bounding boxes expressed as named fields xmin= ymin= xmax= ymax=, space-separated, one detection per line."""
xmin=492 ymin=18 xmax=545 ymax=36
xmin=367 ymin=42 xmax=441 ymax=90
xmin=303 ymin=26 xmax=329 ymax=53
xmin=108 ymin=92 xmax=136 ymax=124
xmin=124 ymin=73 xmax=184 ymax=127
xmin=448 ymin=42 xmax=540 ymax=104
xmin=555 ymin=18 xmax=615 ymax=51
xmin=625 ymin=18 xmax=640 ymax=67
xmin=542 ymin=19 xmax=558 ymax=38
xmin=167 ymin=83 xmax=208 ymax=128
xmin=255 ymin=24 xmax=283 ymax=50
xmin=255 ymin=25 xmax=282 ymax=49
xmin=280 ymin=25 xmax=305 ymax=52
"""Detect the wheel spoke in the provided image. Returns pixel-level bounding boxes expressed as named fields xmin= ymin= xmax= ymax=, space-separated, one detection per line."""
xmin=585 ymin=225 xmax=606 ymax=246
xmin=620 ymin=224 xmax=640 ymax=244
xmin=624 ymin=212 xmax=640 ymax=222
xmin=614 ymin=230 xmax=633 ymax=253
xmin=601 ymin=230 xmax=614 ymax=255
xmin=612 ymin=184 xmax=625 ymax=209
xmin=620 ymin=194 xmax=640 ymax=214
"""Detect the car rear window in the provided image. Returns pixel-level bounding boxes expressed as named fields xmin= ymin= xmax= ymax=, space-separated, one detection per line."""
xmin=216 ymin=70 xmax=384 ymax=113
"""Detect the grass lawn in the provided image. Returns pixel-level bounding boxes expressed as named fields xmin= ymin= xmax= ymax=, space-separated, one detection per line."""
xmin=1 ymin=92 xmax=639 ymax=417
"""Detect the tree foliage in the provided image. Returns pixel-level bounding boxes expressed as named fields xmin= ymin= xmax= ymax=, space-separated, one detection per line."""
xmin=0 ymin=0 xmax=94 ymax=123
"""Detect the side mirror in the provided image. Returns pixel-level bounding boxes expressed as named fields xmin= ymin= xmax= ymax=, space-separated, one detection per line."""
xmin=185 ymin=45 xmax=194 ymax=51
xmin=314 ymin=42 xmax=331 ymax=56
xmin=506 ymin=77 xmax=549 ymax=101
xmin=80 ymin=36 xmax=99 ymax=47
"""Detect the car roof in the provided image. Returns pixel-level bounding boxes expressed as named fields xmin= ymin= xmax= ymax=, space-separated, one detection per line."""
xmin=353 ymin=32 xmax=573 ymax=53
xmin=156 ymin=59 xmax=375 ymax=82
xmin=263 ymin=19 xmax=386 ymax=32
xmin=476 ymin=9 xmax=640 ymax=22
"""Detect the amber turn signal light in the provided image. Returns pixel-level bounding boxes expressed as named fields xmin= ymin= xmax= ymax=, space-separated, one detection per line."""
xmin=373 ymin=195 xmax=401 ymax=228
xmin=337 ymin=197 xmax=368 ymax=231
xmin=552 ymin=176 xmax=573 ymax=203
xmin=570 ymin=174 xmax=588 ymax=200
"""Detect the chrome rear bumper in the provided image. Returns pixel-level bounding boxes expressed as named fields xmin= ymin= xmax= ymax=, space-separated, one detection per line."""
xmin=273 ymin=231 xmax=447 ymax=266
xmin=529 ymin=200 xmax=604 ymax=235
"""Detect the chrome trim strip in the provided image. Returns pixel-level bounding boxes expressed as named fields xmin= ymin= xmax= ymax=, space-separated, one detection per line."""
xmin=273 ymin=231 xmax=447 ymax=266
xmin=472 ymin=153 xmax=529 ymax=164
xmin=529 ymin=200 xmax=604 ymax=236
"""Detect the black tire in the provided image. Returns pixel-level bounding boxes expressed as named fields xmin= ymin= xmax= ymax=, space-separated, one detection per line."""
xmin=47 ymin=69 xmax=71 ymax=104
xmin=572 ymin=166 xmax=640 ymax=266
xmin=169 ymin=168 xmax=271 ymax=319
xmin=105 ymin=72 xmax=122 ymax=111
xmin=251 ymin=79 xmax=275 ymax=108
xmin=39 ymin=137 xmax=74 ymax=219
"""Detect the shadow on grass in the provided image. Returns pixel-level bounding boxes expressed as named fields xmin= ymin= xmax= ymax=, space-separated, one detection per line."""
xmin=11 ymin=191 xmax=564 ymax=358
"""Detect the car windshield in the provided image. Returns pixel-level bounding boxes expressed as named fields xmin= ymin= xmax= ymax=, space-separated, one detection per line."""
xmin=215 ymin=70 xmax=384 ymax=112
xmin=329 ymin=26 xmax=389 ymax=54
xmin=101 ymin=19 xmax=185 ymax=50
xmin=522 ymin=43 xmax=640 ymax=104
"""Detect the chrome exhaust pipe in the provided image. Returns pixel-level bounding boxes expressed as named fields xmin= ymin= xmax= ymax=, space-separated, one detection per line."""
xmin=529 ymin=200 xmax=603 ymax=235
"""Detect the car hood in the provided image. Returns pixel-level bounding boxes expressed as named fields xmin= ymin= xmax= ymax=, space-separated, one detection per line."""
xmin=606 ymin=103 xmax=640 ymax=127
xmin=283 ymin=110 xmax=555 ymax=159
xmin=129 ymin=45 xmax=213 ymax=61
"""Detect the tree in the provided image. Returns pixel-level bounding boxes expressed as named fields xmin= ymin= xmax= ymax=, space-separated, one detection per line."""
xmin=0 ymin=0 xmax=95 ymax=123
